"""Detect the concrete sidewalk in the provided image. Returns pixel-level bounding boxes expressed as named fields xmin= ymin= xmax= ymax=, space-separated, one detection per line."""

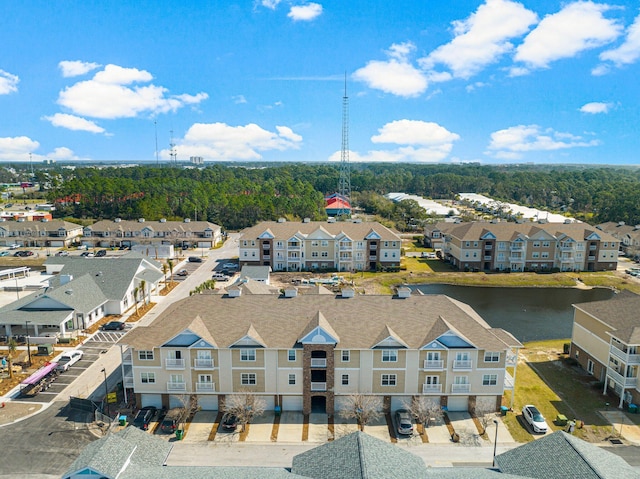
xmin=600 ymin=410 xmax=640 ymax=445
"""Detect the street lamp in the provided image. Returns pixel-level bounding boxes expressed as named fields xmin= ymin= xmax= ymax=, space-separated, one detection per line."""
xmin=101 ymin=368 xmax=109 ymax=417
xmin=25 ymin=321 xmax=31 ymax=367
xmin=492 ymin=419 xmax=499 ymax=467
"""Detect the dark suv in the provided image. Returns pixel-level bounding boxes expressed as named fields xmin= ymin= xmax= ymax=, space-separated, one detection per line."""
xmin=188 ymin=256 xmax=203 ymax=263
xmin=132 ymin=406 xmax=157 ymax=430
xmin=161 ymin=407 xmax=186 ymax=433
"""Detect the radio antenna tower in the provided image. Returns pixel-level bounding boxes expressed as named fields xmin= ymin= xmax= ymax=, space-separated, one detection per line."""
xmin=169 ymin=129 xmax=177 ymax=166
xmin=337 ymin=73 xmax=351 ymax=219
xmin=154 ymin=120 xmax=159 ymax=166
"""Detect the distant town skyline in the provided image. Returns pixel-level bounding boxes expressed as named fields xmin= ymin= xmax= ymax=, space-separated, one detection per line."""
xmin=2 ymin=1 xmax=640 ymax=165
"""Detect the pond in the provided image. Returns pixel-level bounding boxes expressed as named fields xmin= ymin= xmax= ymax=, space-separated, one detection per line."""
xmin=412 ymin=284 xmax=615 ymax=342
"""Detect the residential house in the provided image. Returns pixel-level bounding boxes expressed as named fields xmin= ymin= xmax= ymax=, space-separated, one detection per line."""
xmin=427 ymin=221 xmax=619 ymax=272
xmin=83 ymin=218 xmax=222 ymax=249
xmin=0 ymin=219 xmax=83 ymax=247
xmin=239 ymin=265 xmax=271 ymax=284
xmin=118 ymin=288 xmax=521 ymax=415
xmin=570 ymin=290 xmax=640 ymax=408
xmin=238 ymin=219 xmax=402 ymax=272
xmin=596 ymin=221 xmax=640 ymax=257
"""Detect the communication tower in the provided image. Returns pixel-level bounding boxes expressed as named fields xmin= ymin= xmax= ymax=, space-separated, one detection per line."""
xmin=169 ymin=129 xmax=177 ymax=166
xmin=337 ymin=74 xmax=351 ymax=218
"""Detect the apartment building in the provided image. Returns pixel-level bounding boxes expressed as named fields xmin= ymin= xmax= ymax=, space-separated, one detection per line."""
xmin=570 ymin=291 xmax=640 ymax=408
xmin=238 ymin=219 xmax=402 ymax=272
xmin=426 ymin=221 xmax=619 ymax=272
xmin=597 ymin=221 xmax=640 ymax=259
xmin=0 ymin=219 xmax=83 ymax=247
xmin=119 ymin=288 xmax=521 ymax=415
xmin=83 ymin=218 xmax=222 ymax=249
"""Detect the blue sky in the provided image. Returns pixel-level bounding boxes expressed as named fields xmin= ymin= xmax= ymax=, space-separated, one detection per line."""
xmin=1 ymin=0 xmax=640 ymax=165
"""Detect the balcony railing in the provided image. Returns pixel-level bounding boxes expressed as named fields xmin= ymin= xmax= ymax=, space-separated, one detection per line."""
xmin=588 ymin=256 xmax=596 ymax=261
xmin=311 ymin=382 xmax=327 ymax=391
xmin=287 ymin=243 xmax=301 ymax=250
xmin=167 ymin=381 xmax=186 ymax=391
xmin=607 ymin=369 xmax=637 ymax=388
xmin=504 ymin=372 xmax=515 ymax=390
xmin=451 ymin=383 xmax=470 ymax=393
xmin=310 ymin=358 xmax=327 ymax=368
xmin=194 ymin=358 xmax=214 ymax=369
xmin=369 ymin=255 xmax=378 ymax=261
xmin=165 ymin=358 xmax=185 ymax=369
xmin=123 ymin=375 xmax=134 ymax=389
xmin=423 ymin=359 xmax=444 ymax=370
xmin=196 ymin=382 xmax=215 ymax=392
xmin=122 ymin=350 xmax=133 ymax=364
xmin=422 ymin=383 xmax=442 ymax=393
xmin=453 ymin=360 xmax=472 ymax=370
xmin=262 ymin=255 xmax=271 ymax=260
xmin=369 ymin=245 xmax=377 ymax=250
xmin=610 ymin=344 xmax=640 ymax=365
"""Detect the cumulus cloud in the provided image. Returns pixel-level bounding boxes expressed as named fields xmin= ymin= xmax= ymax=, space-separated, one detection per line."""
xmin=0 ymin=136 xmax=40 ymax=160
xmin=514 ymin=1 xmax=622 ymax=70
xmin=43 ymin=113 xmax=106 ymax=133
xmin=353 ymin=42 xmax=427 ymax=97
xmin=0 ymin=70 xmax=19 ymax=95
xmin=420 ymin=0 xmax=537 ymax=79
xmin=58 ymin=60 xmax=101 ymax=77
xmin=486 ymin=124 xmax=599 ymax=158
xmin=259 ymin=0 xmax=281 ymax=9
xmin=579 ymin=102 xmax=612 ymax=114
xmin=233 ymin=95 xmax=248 ymax=104
xmin=57 ymin=63 xmax=208 ymax=119
xmin=164 ymin=122 xmax=303 ymax=161
xmin=598 ymin=12 xmax=640 ymax=69
xmin=288 ymin=3 xmax=323 ymax=21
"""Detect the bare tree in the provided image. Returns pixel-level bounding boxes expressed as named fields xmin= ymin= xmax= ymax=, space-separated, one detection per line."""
xmin=223 ymin=390 xmax=267 ymax=430
xmin=403 ymin=396 xmax=443 ymax=433
xmin=474 ymin=406 xmax=496 ymax=435
xmin=171 ymin=394 xmax=200 ymax=430
xmin=338 ymin=394 xmax=383 ymax=431
xmin=6 ymin=337 xmax=17 ymax=380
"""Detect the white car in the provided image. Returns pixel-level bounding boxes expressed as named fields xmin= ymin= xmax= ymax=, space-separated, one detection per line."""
xmin=522 ymin=404 xmax=548 ymax=434
xmin=212 ymin=273 xmax=231 ymax=281
xmin=55 ymin=350 xmax=84 ymax=372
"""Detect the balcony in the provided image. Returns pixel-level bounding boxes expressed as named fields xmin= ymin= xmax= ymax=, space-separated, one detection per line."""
xmin=287 ymin=243 xmax=301 ymax=250
xmin=194 ymin=358 xmax=214 ymax=369
xmin=310 ymin=358 xmax=327 ymax=368
xmin=451 ymin=383 xmax=470 ymax=393
xmin=167 ymin=381 xmax=186 ymax=391
xmin=422 ymin=383 xmax=442 ymax=393
xmin=504 ymin=372 xmax=515 ymax=390
xmin=484 ymin=245 xmax=493 ymax=250
xmin=123 ymin=374 xmax=134 ymax=389
xmin=607 ymin=369 xmax=637 ymax=388
xmin=369 ymin=245 xmax=377 ymax=251
xmin=588 ymin=255 xmax=596 ymax=261
xmin=368 ymin=255 xmax=378 ymax=261
xmin=311 ymin=382 xmax=327 ymax=391
xmin=165 ymin=358 xmax=185 ymax=370
xmin=262 ymin=255 xmax=271 ymax=260
xmin=610 ymin=344 xmax=640 ymax=365
xmin=423 ymin=359 xmax=444 ymax=370
xmin=483 ymin=255 xmax=492 ymax=261
xmin=339 ymin=244 xmax=352 ymax=250
xmin=453 ymin=360 xmax=472 ymax=370
xmin=509 ymin=255 xmax=524 ymax=262
xmin=196 ymin=381 xmax=215 ymax=392
xmin=510 ymin=245 xmax=523 ymax=251
xmin=122 ymin=350 xmax=133 ymax=365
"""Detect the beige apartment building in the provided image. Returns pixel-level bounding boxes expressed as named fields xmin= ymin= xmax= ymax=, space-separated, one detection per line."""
xmin=237 ymin=219 xmax=402 ymax=272
xmin=570 ymin=291 xmax=640 ymax=408
xmin=425 ymin=221 xmax=619 ymax=272
xmin=119 ymin=288 xmax=521 ymax=415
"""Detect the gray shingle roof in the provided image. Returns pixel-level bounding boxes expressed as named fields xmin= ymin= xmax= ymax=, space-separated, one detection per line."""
xmin=495 ymin=431 xmax=640 ymax=479
xmin=239 ymin=220 xmax=401 ymax=242
xmin=86 ymin=219 xmax=221 ymax=234
xmin=291 ymin=431 xmax=426 ymax=479
xmin=574 ymin=290 xmax=640 ymax=343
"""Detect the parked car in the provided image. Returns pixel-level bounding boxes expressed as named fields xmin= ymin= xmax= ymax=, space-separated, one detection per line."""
xmin=132 ymin=406 xmax=157 ymax=431
xmin=212 ymin=273 xmax=230 ymax=281
xmin=13 ymin=251 xmax=27 ymax=257
xmin=188 ymin=256 xmax=203 ymax=263
xmin=55 ymin=350 xmax=84 ymax=372
xmin=0 ymin=251 xmax=9 ymax=257
xmin=80 ymin=251 xmax=94 ymax=257
xmin=8 ymin=243 xmax=19 ymax=249
xmin=102 ymin=321 xmax=126 ymax=331
xmin=221 ymin=413 xmax=237 ymax=431
xmin=522 ymin=404 xmax=548 ymax=434
xmin=177 ymin=269 xmax=189 ymax=277
xmin=161 ymin=407 xmax=186 ymax=433
xmin=395 ymin=409 xmax=414 ymax=435
xmin=55 ymin=251 xmax=69 ymax=257
xmin=222 ymin=262 xmax=237 ymax=269
xmin=95 ymin=249 xmax=107 ymax=257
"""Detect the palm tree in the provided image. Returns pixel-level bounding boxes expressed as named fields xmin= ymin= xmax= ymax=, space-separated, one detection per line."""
xmin=139 ymin=280 xmax=147 ymax=305
xmin=7 ymin=337 xmax=17 ymax=380
xmin=161 ymin=263 xmax=168 ymax=284
xmin=167 ymin=259 xmax=174 ymax=283
xmin=133 ymin=286 xmax=139 ymax=315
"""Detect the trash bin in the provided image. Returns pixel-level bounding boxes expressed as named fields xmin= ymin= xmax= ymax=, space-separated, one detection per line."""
xmin=629 ymin=404 xmax=638 ymax=414
xmin=555 ymin=414 xmax=567 ymax=426
xmin=274 ymin=405 xmax=281 ymax=417
xmin=500 ymin=406 xmax=509 ymax=416
xmin=119 ymin=415 xmax=127 ymax=426
xmin=175 ymin=429 xmax=184 ymax=440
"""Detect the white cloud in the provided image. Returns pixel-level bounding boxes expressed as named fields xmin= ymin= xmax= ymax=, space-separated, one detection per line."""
xmin=598 ymin=13 xmax=640 ymax=68
xmin=579 ymin=102 xmax=612 ymax=114
xmin=353 ymin=42 xmax=427 ymax=97
xmin=0 ymin=70 xmax=19 ymax=95
xmin=233 ymin=95 xmax=247 ymax=104
xmin=514 ymin=1 xmax=622 ymax=70
xmin=486 ymin=124 xmax=599 ymax=158
xmin=164 ymin=122 xmax=303 ymax=161
xmin=58 ymin=60 xmax=101 ymax=77
xmin=57 ymin=64 xmax=208 ymax=119
xmin=44 ymin=113 xmax=106 ymax=133
xmin=48 ymin=147 xmax=77 ymax=160
xmin=288 ymin=3 xmax=323 ymax=21
xmin=420 ymin=0 xmax=537 ymax=79
xmin=371 ymin=120 xmax=460 ymax=147
xmin=259 ymin=0 xmax=281 ymax=9
xmin=329 ymin=146 xmax=454 ymax=163
xmin=0 ymin=136 xmax=40 ymax=160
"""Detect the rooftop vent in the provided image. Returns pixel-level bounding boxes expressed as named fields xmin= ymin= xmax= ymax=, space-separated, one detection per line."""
xmin=184 ymin=218 xmax=191 ymax=223
xmin=41 ymin=218 xmax=49 ymax=222
xmin=396 ymin=286 xmax=411 ymax=299
xmin=352 ymin=218 xmax=362 ymax=223
xmin=564 ymin=219 xmax=572 ymax=224
xmin=303 ymin=218 xmax=310 ymax=223
xmin=138 ymin=218 xmax=145 ymax=223
xmin=228 ymin=287 xmax=242 ymax=298
xmin=341 ymin=287 xmax=355 ymax=298
xmin=65 ymin=289 xmax=73 ymax=295
xmin=618 ymin=221 xmax=626 ymax=226
xmin=60 ymin=274 xmax=73 ymax=285
xmin=327 ymin=217 xmax=336 ymax=223
xmin=277 ymin=218 xmax=286 ymax=223
xmin=284 ymin=287 xmax=298 ymax=298
xmin=160 ymin=218 xmax=167 ymax=223
xmin=114 ymin=218 xmax=122 ymax=223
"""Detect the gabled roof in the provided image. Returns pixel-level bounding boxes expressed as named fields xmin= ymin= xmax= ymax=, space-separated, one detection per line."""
xmin=230 ymin=324 xmax=267 ymax=348
xmin=291 ymin=431 xmax=426 ymax=479
xmin=299 ymin=312 xmax=340 ymax=344
xmin=239 ymin=220 xmax=400 ymax=243
xmin=495 ymin=431 xmax=640 ymax=479
xmin=574 ymin=291 xmax=640 ymax=344
xmin=371 ymin=325 xmax=409 ymax=349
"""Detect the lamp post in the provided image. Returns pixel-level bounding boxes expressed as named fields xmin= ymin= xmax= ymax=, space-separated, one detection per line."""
xmin=492 ymin=419 xmax=499 ymax=467
xmin=101 ymin=368 xmax=109 ymax=417
xmin=25 ymin=321 xmax=31 ymax=367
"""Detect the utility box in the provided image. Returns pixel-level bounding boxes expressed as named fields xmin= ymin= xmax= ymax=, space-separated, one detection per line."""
xmin=629 ymin=404 xmax=638 ymax=414
xmin=37 ymin=344 xmax=53 ymax=355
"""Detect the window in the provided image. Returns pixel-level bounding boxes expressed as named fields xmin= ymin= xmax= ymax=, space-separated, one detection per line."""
xmin=541 ymin=252 xmax=549 ymax=258
xmin=141 ymin=372 xmax=155 ymax=384
xmin=587 ymin=359 xmax=594 ymax=375
xmin=321 ymin=251 xmax=328 ymax=257
xmin=321 ymin=240 xmax=329 ymax=247
xmin=341 ymin=374 xmax=349 ymax=385
xmin=342 ymin=350 xmax=350 ymax=362
xmin=382 ymin=350 xmax=397 ymax=362
xmin=381 ymin=374 xmax=397 ymax=386
xmin=482 ymin=374 xmax=498 ymax=386
xmin=241 ymin=373 xmax=257 ymax=385
xmin=311 ymin=251 xmax=318 ymax=258
xmin=532 ymin=252 xmax=539 ymax=258
xmin=542 ymin=241 xmax=550 ymax=247
xmin=533 ymin=241 xmax=540 ymax=248
xmin=484 ymin=352 xmax=500 ymax=362
xmin=240 ymin=349 xmax=256 ymax=361
xmin=288 ymin=374 xmax=296 ymax=385
xmin=288 ymin=350 xmax=296 ymax=362
xmin=138 ymin=350 xmax=154 ymax=360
